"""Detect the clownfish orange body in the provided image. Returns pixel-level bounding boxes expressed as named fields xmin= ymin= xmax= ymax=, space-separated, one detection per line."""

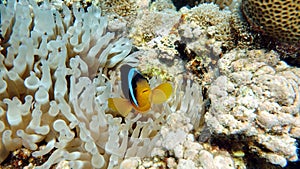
xmin=108 ymin=65 xmax=172 ymax=117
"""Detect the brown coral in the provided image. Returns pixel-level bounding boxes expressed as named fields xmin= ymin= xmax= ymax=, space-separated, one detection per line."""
xmin=100 ymin=0 xmax=138 ymax=21
xmin=241 ymin=0 xmax=300 ymax=45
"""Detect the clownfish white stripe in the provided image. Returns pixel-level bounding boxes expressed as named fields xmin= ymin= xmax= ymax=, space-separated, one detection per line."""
xmin=128 ymin=68 xmax=139 ymax=107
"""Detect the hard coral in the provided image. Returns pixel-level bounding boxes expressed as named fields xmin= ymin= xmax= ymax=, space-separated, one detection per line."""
xmin=0 ymin=1 xmax=208 ymax=168
xmin=241 ymin=0 xmax=300 ymax=45
xmin=100 ymin=0 xmax=138 ymax=23
xmin=206 ymin=49 xmax=300 ymax=167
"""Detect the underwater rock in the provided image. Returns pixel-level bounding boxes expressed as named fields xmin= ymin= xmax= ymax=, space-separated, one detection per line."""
xmin=206 ymin=49 xmax=300 ymax=167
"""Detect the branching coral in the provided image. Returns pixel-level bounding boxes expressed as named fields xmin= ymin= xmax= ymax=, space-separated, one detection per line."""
xmin=180 ymin=3 xmax=233 ymax=44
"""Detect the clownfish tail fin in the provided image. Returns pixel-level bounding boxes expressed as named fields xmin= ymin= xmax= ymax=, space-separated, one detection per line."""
xmin=152 ymin=82 xmax=173 ymax=104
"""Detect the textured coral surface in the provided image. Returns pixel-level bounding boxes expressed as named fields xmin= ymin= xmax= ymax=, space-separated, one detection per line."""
xmin=1 ymin=0 xmax=300 ymax=169
xmin=242 ymin=0 xmax=300 ymax=44
xmin=206 ymin=49 xmax=300 ymax=167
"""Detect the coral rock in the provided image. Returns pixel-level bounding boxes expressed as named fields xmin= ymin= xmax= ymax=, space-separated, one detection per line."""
xmin=242 ymin=0 xmax=300 ymax=44
xmin=206 ymin=49 xmax=300 ymax=166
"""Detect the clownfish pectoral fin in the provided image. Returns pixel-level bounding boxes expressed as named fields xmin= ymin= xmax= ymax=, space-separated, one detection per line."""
xmin=108 ymin=98 xmax=133 ymax=117
xmin=152 ymin=82 xmax=173 ymax=104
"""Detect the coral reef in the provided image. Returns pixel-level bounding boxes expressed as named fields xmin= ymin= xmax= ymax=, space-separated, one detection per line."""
xmin=0 ymin=1 xmax=207 ymax=168
xmin=180 ymin=3 xmax=233 ymax=42
xmin=206 ymin=49 xmax=300 ymax=167
xmin=0 ymin=147 xmax=51 ymax=168
xmin=129 ymin=3 xmax=300 ymax=167
xmin=150 ymin=0 xmax=176 ymax=11
xmin=1 ymin=0 xmax=300 ymax=168
xmin=100 ymin=0 xmax=138 ymax=23
xmin=241 ymin=0 xmax=300 ymax=61
xmin=121 ymin=96 xmax=235 ymax=169
xmin=129 ymin=6 xmax=180 ymax=46
xmin=241 ymin=0 xmax=300 ymax=45
xmin=130 ymin=3 xmax=238 ymax=83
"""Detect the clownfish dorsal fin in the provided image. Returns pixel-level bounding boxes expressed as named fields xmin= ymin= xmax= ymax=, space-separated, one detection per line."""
xmin=152 ymin=82 xmax=173 ymax=104
xmin=120 ymin=64 xmax=132 ymax=100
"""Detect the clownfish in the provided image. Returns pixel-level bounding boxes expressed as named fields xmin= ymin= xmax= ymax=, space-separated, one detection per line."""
xmin=108 ymin=65 xmax=173 ymax=117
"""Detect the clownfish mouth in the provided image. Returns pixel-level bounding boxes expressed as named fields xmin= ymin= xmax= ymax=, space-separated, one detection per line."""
xmin=107 ymin=65 xmax=173 ymax=117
